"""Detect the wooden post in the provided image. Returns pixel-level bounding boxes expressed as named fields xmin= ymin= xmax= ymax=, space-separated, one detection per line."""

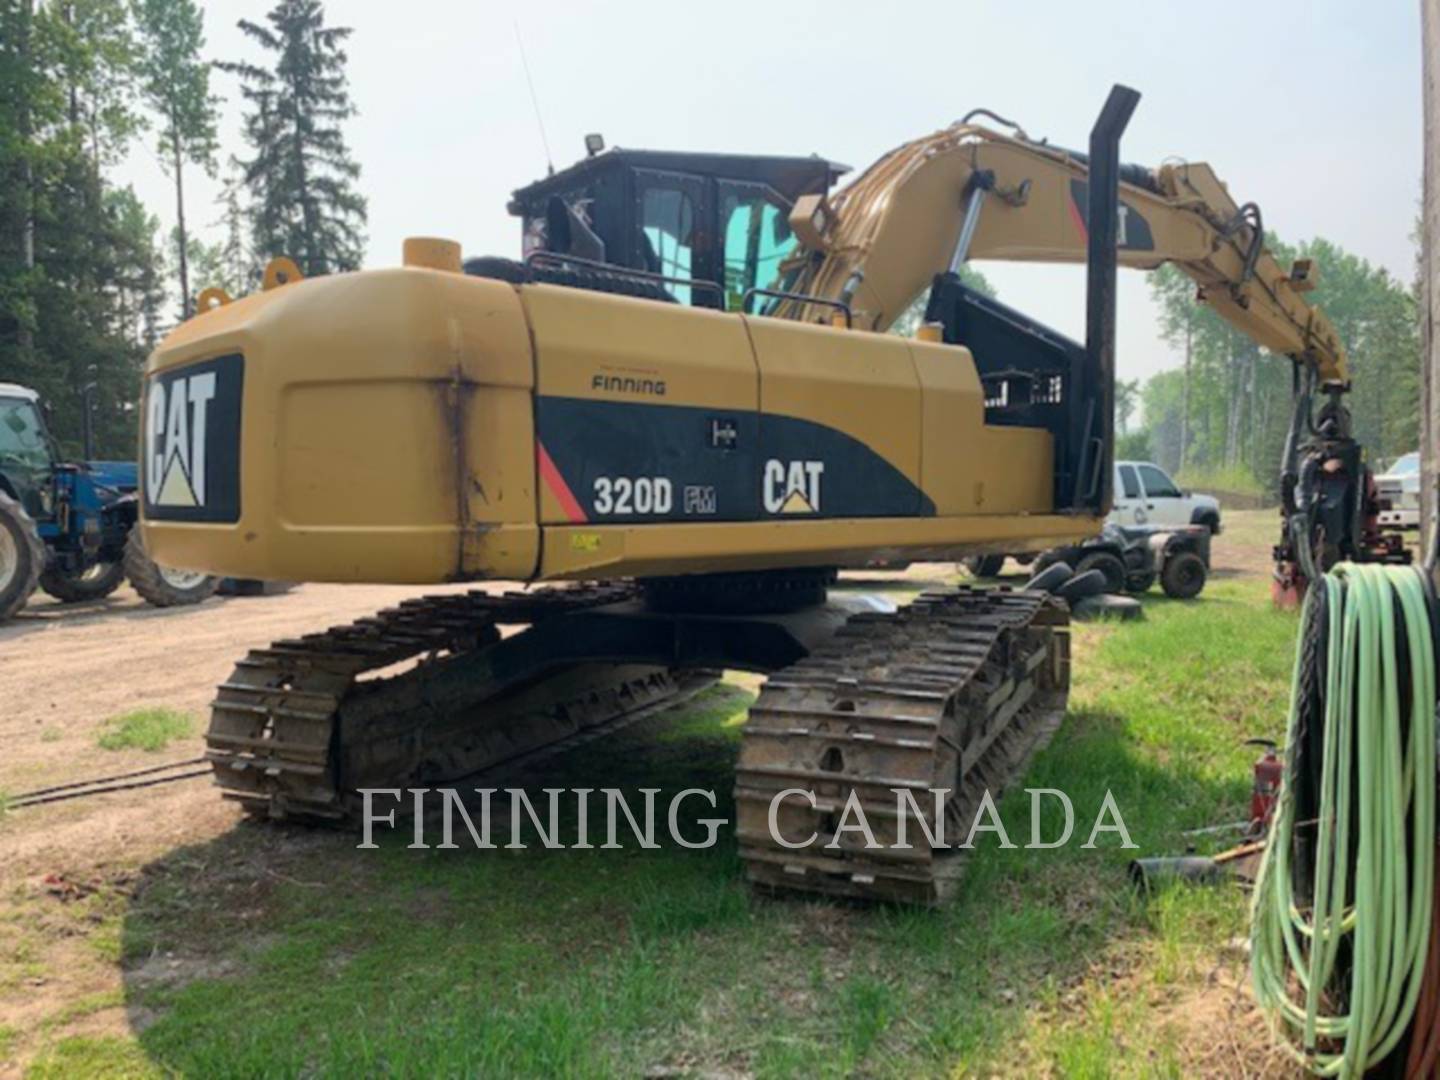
xmin=1422 ymin=0 xmax=1440 ymax=569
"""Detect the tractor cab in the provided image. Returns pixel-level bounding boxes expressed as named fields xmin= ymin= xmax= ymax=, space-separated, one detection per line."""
xmin=0 ymin=380 xmax=137 ymax=579
xmin=0 ymin=382 xmax=220 ymax=619
xmin=0 ymin=384 xmax=59 ymax=520
xmin=0 ymin=383 xmax=137 ymax=523
xmin=477 ymin=144 xmax=847 ymax=311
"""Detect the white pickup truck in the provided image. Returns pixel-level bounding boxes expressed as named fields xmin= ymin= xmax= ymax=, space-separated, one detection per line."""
xmin=1375 ymin=452 xmax=1420 ymax=529
xmin=963 ymin=459 xmax=1223 ymax=579
xmin=1111 ymin=460 xmax=1222 ymax=534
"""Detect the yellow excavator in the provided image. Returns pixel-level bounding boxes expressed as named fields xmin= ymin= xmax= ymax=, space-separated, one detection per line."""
xmin=140 ymin=86 xmax=1345 ymax=904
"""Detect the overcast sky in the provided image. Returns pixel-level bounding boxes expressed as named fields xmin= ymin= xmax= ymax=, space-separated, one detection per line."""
xmin=117 ymin=0 xmax=1423 ymax=388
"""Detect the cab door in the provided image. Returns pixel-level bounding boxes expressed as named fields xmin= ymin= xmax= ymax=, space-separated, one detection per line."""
xmin=1136 ymin=463 xmax=1187 ymax=526
xmin=718 ymin=180 xmax=796 ymax=310
xmin=0 ymin=396 xmax=55 ymax=520
xmin=634 ymin=168 xmax=710 ymax=305
xmin=1112 ymin=463 xmax=1146 ymax=525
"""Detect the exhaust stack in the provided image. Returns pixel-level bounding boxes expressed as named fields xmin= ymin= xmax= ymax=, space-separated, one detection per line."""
xmin=1082 ymin=84 xmax=1140 ymax=516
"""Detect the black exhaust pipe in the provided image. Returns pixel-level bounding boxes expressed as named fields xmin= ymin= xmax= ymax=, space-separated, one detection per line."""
xmin=1080 ymin=84 xmax=1140 ymax=515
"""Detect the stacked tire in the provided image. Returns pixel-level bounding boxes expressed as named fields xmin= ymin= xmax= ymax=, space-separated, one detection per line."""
xmin=967 ymin=542 xmax=1207 ymax=609
xmin=1023 ymin=560 xmax=1143 ymax=621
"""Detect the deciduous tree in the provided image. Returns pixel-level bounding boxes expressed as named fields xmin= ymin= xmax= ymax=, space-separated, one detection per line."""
xmin=133 ymin=0 xmax=219 ymax=318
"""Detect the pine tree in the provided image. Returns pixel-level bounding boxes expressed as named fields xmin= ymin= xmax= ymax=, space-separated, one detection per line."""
xmin=0 ymin=0 xmax=160 ymax=456
xmin=133 ymin=0 xmax=220 ymax=320
xmin=0 ymin=0 xmax=52 ymax=367
xmin=221 ymin=0 xmax=367 ymax=276
xmin=214 ymin=161 xmax=253 ymax=294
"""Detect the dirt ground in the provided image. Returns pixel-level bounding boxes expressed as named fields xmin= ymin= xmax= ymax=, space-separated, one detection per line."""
xmin=0 ymin=512 xmax=1281 ymax=1075
xmin=0 ymin=579 xmax=511 ymax=1072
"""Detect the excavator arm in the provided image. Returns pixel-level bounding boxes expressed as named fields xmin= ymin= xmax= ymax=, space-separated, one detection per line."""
xmin=774 ymin=119 xmax=1348 ymax=385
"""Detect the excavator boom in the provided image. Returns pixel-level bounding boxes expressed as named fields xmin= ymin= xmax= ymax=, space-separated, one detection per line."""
xmin=777 ymin=122 xmax=1348 ymax=385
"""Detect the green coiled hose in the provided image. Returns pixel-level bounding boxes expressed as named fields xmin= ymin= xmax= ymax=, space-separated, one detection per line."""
xmin=1251 ymin=563 xmax=1437 ymax=1078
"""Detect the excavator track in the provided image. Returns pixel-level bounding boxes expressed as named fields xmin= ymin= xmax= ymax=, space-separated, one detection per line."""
xmin=205 ymin=583 xmax=699 ymax=824
xmin=208 ymin=578 xmax=1068 ymax=909
xmin=734 ymin=586 xmax=1070 ymax=906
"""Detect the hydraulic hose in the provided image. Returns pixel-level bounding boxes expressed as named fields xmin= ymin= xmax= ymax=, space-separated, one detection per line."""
xmin=1251 ymin=563 xmax=1437 ymax=1078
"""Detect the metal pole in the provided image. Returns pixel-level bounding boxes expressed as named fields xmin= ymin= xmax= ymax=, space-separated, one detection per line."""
xmin=1421 ymin=0 xmax=1440 ymax=574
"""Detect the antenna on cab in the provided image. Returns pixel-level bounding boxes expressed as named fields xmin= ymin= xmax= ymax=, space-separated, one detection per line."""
xmin=514 ymin=22 xmax=555 ymax=177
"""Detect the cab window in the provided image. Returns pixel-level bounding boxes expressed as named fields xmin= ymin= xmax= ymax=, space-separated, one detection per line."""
xmin=0 ymin=399 xmax=49 ymax=469
xmin=720 ymin=183 xmax=796 ymax=310
xmin=1118 ymin=465 xmax=1140 ymax=499
xmin=1138 ymin=464 xmax=1181 ymax=498
xmin=640 ymin=186 xmax=695 ymax=304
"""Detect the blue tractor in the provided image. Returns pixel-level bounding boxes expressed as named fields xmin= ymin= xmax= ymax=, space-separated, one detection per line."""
xmin=0 ymin=381 xmax=218 ymax=620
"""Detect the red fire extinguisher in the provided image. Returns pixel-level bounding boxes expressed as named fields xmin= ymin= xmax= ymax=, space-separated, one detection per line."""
xmin=1246 ymin=738 xmax=1283 ymax=836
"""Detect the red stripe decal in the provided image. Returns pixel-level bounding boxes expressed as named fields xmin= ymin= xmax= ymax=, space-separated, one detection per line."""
xmin=537 ymin=441 xmax=588 ymax=523
xmin=1067 ymin=191 xmax=1088 ymax=244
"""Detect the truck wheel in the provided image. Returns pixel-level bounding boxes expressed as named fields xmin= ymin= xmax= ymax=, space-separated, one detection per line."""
xmin=963 ymin=554 xmax=1007 ymax=578
xmin=1075 ymin=552 xmax=1127 ymax=595
xmin=124 ymin=530 xmax=219 ymax=608
xmin=1160 ymin=551 xmax=1207 ymax=600
xmin=1193 ymin=511 xmax=1221 ymax=535
xmin=0 ymin=490 xmax=44 ymax=621
xmin=39 ymin=560 xmax=127 ymax=602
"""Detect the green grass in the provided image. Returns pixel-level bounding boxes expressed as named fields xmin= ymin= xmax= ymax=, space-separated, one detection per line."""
xmin=96 ymin=708 xmax=192 ymax=752
xmin=27 ymin=1035 xmax=160 ymax=1079
xmin=76 ymin=577 xmax=1299 ymax=1077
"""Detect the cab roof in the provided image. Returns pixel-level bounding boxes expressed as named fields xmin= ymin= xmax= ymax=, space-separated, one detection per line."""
xmin=509 ymin=148 xmax=848 ymax=214
xmin=0 ymin=383 xmax=39 ymax=402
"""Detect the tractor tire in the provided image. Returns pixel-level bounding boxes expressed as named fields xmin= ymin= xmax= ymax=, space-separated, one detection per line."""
xmin=39 ymin=560 xmax=126 ymax=603
xmin=0 ymin=490 xmax=44 ymax=621
xmin=963 ymin=554 xmax=1007 ymax=578
xmin=1075 ymin=552 xmax=1127 ymax=595
xmin=124 ymin=530 xmax=219 ymax=608
xmin=1160 ymin=551 xmax=1207 ymax=600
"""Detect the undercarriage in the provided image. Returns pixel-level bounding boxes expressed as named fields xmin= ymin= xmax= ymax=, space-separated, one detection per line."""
xmin=205 ymin=573 xmax=1070 ymax=906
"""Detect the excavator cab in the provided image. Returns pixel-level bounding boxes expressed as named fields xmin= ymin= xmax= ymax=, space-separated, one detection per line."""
xmin=482 ymin=148 xmax=846 ymax=310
